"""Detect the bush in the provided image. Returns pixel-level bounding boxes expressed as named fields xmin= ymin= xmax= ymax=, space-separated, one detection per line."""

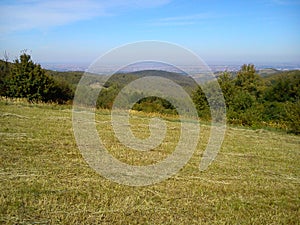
xmin=285 ymin=101 xmax=300 ymax=134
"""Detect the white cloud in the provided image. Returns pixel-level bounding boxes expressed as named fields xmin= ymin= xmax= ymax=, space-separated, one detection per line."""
xmin=149 ymin=13 xmax=217 ymax=26
xmin=0 ymin=0 xmax=171 ymax=33
xmin=158 ymin=13 xmax=214 ymax=21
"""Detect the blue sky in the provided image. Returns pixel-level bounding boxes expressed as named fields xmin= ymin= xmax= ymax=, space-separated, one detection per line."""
xmin=0 ymin=0 xmax=299 ymax=64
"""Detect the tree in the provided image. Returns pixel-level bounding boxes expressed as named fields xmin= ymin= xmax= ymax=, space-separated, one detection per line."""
xmin=235 ymin=64 xmax=263 ymax=98
xmin=6 ymin=53 xmax=73 ymax=103
xmin=192 ymin=84 xmax=210 ymax=119
xmin=285 ymin=100 xmax=300 ymax=134
xmin=264 ymin=71 xmax=300 ymax=103
xmin=0 ymin=51 xmax=11 ymax=97
xmin=217 ymin=71 xmax=235 ymax=107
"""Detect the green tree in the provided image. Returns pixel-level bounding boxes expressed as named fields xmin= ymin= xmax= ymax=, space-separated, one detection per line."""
xmin=0 ymin=52 xmax=11 ymax=97
xmin=218 ymin=71 xmax=235 ymax=107
xmin=97 ymin=84 xmax=121 ymax=109
xmin=264 ymin=71 xmax=300 ymax=103
xmin=192 ymin=84 xmax=210 ymax=119
xmin=235 ymin=64 xmax=263 ymax=98
xmin=285 ymin=100 xmax=300 ymax=134
xmin=7 ymin=53 xmax=73 ymax=103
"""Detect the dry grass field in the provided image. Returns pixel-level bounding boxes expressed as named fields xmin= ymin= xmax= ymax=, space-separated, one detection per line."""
xmin=0 ymin=99 xmax=299 ymax=224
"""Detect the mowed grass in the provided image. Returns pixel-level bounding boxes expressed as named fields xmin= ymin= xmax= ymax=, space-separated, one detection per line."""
xmin=0 ymin=100 xmax=299 ymax=224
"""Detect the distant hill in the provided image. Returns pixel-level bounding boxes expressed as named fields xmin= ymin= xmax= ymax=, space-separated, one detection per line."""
xmin=105 ymin=70 xmax=198 ymax=95
xmin=45 ymin=70 xmax=84 ymax=90
xmin=263 ymin=69 xmax=300 ymax=84
xmin=257 ymin=68 xmax=281 ymax=77
xmin=2 ymin=58 xmax=298 ymax=94
xmin=1 ymin=59 xmax=199 ymax=94
xmin=214 ymin=68 xmax=283 ymax=78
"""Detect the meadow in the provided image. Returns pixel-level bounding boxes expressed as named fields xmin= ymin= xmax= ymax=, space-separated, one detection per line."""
xmin=0 ymin=99 xmax=299 ymax=224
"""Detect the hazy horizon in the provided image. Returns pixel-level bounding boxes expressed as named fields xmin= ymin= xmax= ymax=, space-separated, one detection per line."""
xmin=39 ymin=61 xmax=300 ymax=73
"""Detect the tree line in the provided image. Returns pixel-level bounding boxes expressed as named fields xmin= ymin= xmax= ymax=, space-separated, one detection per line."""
xmin=1 ymin=53 xmax=299 ymax=134
xmin=193 ymin=64 xmax=300 ymax=134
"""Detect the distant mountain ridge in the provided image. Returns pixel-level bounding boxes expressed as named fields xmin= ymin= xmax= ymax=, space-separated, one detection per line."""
xmin=40 ymin=61 xmax=300 ymax=73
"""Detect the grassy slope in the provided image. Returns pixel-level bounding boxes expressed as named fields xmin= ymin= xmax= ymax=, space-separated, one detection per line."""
xmin=0 ymin=100 xmax=299 ymax=224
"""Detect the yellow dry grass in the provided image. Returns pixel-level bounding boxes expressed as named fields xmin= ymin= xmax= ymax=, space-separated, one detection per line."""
xmin=0 ymin=100 xmax=299 ymax=224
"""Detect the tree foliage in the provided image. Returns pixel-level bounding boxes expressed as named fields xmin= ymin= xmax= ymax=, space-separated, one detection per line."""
xmin=1 ymin=53 xmax=73 ymax=103
xmin=193 ymin=64 xmax=300 ymax=133
xmin=264 ymin=71 xmax=300 ymax=103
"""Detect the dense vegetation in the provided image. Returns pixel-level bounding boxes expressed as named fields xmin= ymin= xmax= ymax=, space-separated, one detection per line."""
xmin=0 ymin=53 xmax=73 ymax=103
xmin=92 ymin=65 xmax=299 ymax=134
xmin=95 ymin=70 xmax=197 ymax=115
xmin=193 ymin=64 xmax=300 ymax=134
xmin=1 ymin=53 xmax=299 ymax=133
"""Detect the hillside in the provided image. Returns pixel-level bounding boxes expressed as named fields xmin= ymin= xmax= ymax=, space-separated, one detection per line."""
xmin=104 ymin=70 xmax=198 ymax=94
xmin=45 ymin=70 xmax=83 ymax=90
xmin=263 ymin=69 xmax=300 ymax=83
xmin=257 ymin=68 xmax=281 ymax=77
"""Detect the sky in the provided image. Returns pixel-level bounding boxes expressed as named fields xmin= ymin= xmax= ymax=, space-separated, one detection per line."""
xmin=0 ymin=0 xmax=299 ymax=65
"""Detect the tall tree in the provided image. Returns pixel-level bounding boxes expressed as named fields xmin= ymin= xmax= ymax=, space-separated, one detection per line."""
xmin=0 ymin=51 xmax=11 ymax=97
xmin=6 ymin=53 xmax=73 ymax=103
xmin=235 ymin=64 xmax=263 ymax=98
xmin=217 ymin=71 xmax=235 ymax=107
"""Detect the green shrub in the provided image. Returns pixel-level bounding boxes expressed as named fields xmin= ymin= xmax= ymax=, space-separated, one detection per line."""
xmin=285 ymin=100 xmax=300 ymax=134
